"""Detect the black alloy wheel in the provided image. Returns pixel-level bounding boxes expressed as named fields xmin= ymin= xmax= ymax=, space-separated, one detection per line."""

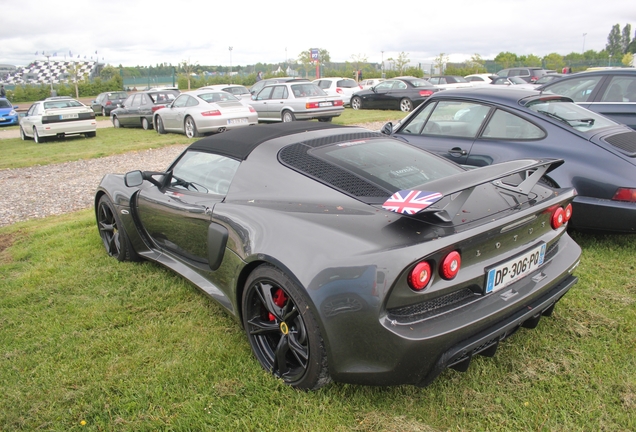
xmin=242 ymin=265 xmax=330 ymax=390
xmin=97 ymin=195 xmax=137 ymax=261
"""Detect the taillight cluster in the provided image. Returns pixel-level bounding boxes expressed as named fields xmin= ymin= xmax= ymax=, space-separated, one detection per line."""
xmin=419 ymin=90 xmax=434 ymax=97
xmin=613 ymin=188 xmax=636 ymax=202
xmin=550 ymin=203 xmax=573 ymax=229
xmin=151 ymin=105 xmax=165 ymax=113
xmin=408 ymin=250 xmax=461 ymax=291
xmin=201 ymin=110 xmax=221 ymax=116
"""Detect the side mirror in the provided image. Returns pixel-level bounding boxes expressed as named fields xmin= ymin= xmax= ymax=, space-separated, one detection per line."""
xmin=125 ymin=170 xmax=169 ymax=188
xmin=380 ymin=122 xmax=393 ymax=135
xmin=125 ymin=170 xmax=144 ymax=187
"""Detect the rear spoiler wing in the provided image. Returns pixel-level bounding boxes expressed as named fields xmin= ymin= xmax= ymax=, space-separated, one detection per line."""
xmin=381 ymin=158 xmax=564 ymax=223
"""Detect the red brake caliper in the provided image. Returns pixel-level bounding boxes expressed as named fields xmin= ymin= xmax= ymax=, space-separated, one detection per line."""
xmin=268 ymin=288 xmax=288 ymax=321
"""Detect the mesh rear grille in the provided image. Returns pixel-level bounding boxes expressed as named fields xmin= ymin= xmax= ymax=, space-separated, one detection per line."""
xmin=604 ymin=131 xmax=636 ymax=156
xmin=387 ymin=288 xmax=477 ymax=322
xmin=279 ymin=131 xmax=391 ymax=198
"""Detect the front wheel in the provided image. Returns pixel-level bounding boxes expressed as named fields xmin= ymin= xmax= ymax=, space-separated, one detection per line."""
xmin=113 ymin=116 xmax=122 ymax=128
xmin=242 ymin=265 xmax=330 ymax=390
xmin=400 ymin=98 xmax=413 ymax=112
xmin=96 ymin=195 xmax=138 ymax=262
xmin=155 ymin=116 xmax=166 ymax=134
xmin=282 ymin=110 xmax=296 ymax=122
xmin=20 ymin=126 xmax=29 ymax=141
xmin=184 ymin=116 xmax=199 ymax=138
xmin=141 ymin=117 xmax=150 ymax=130
xmin=101 ymin=107 xmax=106 ymax=117
xmin=350 ymin=96 xmax=362 ymax=110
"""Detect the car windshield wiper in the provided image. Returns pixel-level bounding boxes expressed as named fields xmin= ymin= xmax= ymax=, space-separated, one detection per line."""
xmin=537 ymin=110 xmax=595 ymax=127
xmin=172 ymin=175 xmax=206 ymax=193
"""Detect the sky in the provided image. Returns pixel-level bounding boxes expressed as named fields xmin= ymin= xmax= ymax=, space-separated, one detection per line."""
xmin=1 ymin=0 xmax=634 ymax=69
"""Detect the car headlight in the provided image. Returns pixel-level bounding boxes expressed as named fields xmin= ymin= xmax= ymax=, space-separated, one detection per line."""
xmin=10 ymin=110 xmax=16 ymax=116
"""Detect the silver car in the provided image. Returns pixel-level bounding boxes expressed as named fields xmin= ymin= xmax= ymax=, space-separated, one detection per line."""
xmin=154 ymin=90 xmax=258 ymax=138
xmin=250 ymin=82 xmax=344 ymax=122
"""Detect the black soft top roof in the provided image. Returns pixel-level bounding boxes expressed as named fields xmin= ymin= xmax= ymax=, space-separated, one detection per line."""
xmin=187 ymin=122 xmax=348 ymax=160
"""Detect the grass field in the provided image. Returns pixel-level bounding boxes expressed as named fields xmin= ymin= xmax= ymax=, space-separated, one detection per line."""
xmin=1 ymin=111 xmax=634 ymax=431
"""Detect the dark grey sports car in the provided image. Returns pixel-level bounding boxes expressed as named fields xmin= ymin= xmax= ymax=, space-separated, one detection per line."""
xmin=95 ymin=122 xmax=581 ymax=389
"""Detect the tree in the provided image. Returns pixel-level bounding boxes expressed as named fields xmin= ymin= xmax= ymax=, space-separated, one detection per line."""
xmin=524 ymin=54 xmax=543 ymax=67
xmin=393 ymin=52 xmax=410 ymax=74
xmin=467 ymin=53 xmax=485 ymax=73
xmin=623 ymin=52 xmax=634 ymax=67
xmin=99 ymin=65 xmax=118 ymax=81
xmin=621 ymin=24 xmax=632 ymax=53
xmin=542 ymin=53 xmax=565 ymax=71
xmin=433 ymin=53 xmax=448 ymax=74
xmin=180 ymin=59 xmax=198 ymax=90
xmin=350 ymin=53 xmax=368 ymax=78
xmin=606 ymin=24 xmax=623 ymax=58
xmin=297 ymin=48 xmax=331 ymax=78
xmin=494 ymin=51 xmax=518 ymax=69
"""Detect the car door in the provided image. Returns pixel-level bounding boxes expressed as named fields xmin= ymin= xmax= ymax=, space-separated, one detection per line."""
xmin=368 ymin=80 xmax=398 ymax=109
xmin=118 ymin=94 xmax=141 ymax=126
xmin=586 ymin=74 xmax=636 ymax=129
xmin=161 ymin=94 xmax=189 ymax=130
xmin=251 ymin=86 xmax=274 ymax=119
xmin=135 ymin=150 xmax=240 ymax=267
xmin=20 ymin=103 xmax=41 ymax=135
xmin=393 ymin=99 xmax=491 ymax=164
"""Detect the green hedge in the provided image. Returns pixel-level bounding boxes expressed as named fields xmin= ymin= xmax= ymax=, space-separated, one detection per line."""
xmin=6 ymin=75 xmax=124 ymax=103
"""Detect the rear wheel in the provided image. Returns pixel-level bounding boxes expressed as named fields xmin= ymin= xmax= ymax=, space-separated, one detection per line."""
xmin=242 ymin=265 xmax=330 ymax=390
xmin=155 ymin=116 xmax=166 ymax=134
xmin=85 ymin=131 xmax=96 ymax=138
xmin=97 ymin=195 xmax=138 ymax=262
xmin=33 ymin=127 xmax=45 ymax=144
xmin=400 ymin=98 xmax=413 ymax=112
xmin=318 ymin=117 xmax=332 ymax=122
xmin=141 ymin=117 xmax=150 ymax=130
xmin=282 ymin=110 xmax=296 ymax=122
xmin=351 ymin=96 xmax=362 ymax=110
xmin=184 ymin=116 xmax=199 ymax=138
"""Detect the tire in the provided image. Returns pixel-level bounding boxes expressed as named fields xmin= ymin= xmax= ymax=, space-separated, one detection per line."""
xmin=155 ymin=116 xmax=166 ymax=134
xmin=184 ymin=116 xmax=200 ymax=138
xmin=113 ymin=116 xmax=122 ymax=128
xmin=20 ymin=126 xmax=29 ymax=141
xmin=350 ymin=96 xmax=362 ymax=110
xmin=141 ymin=117 xmax=150 ymax=130
xmin=101 ymin=107 xmax=106 ymax=117
xmin=242 ymin=265 xmax=330 ymax=390
xmin=318 ymin=117 xmax=333 ymax=122
xmin=85 ymin=131 xmax=96 ymax=138
xmin=400 ymin=98 xmax=413 ymax=112
xmin=96 ymin=195 xmax=138 ymax=262
xmin=282 ymin=110 xmax=296 ymax=122
xmin=33 ymin=127 xmax=45 ymax=144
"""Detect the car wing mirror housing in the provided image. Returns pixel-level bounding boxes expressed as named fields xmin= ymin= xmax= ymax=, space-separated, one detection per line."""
xmin=381 ymin=122 xmax=393 ymax=135
xmin=125 ymin=170 xmax=169 ymax=189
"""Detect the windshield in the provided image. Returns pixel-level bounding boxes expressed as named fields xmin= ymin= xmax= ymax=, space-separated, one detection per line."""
xmin=0 ymin=99 xmax=11 ymax=108
xmin=408 ymin=79 xmax=433 ymax=88
xmin=526 ymin=99 xmax=617 ymax=132
xmin=198 ymin=92 xmax=239 ymax=103
xmin=43 ymin=99 xmax=83 ymax=109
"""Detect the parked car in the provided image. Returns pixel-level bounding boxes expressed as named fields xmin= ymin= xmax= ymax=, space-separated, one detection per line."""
xmin=427 ymin=75 xmax=473 ymax=90
xmin=537 ymin=68 xmax=636 ymax=129
xmin=19 ymin=97 xmax=96 ymax=143
xmin=0 ymin=97 xmax=19 ymax=126
xmin=496 ymin=67 xmax=551 ymax=83
xmin=350 ymin=77 xmax=441 ymax=112
xmin=110 ymin=89 xmax=180 ymax=130
xmin=95 ymin=121 xmax=580 ymax=389
xmin=199 ymin=84 xmax=252 ymax=103
xmin=90 ymin=91 xmax=128 ymax=116
xmin=312 ymin=77 xmax=361 ymax=105
xmin=359 ymin=78 xmax=384 ymax=89
xmin=249 ymin=77 xmax=308 ymax=95
xmin=381 ymin=87 xmax=636 ymax=232
xmin=490 ymin=76 xmax=531 ymax=87
xmin=154 ymin=90 xmax=257 ymax=138
xmin=465 ymin=74 xmax=498 ymax=86
xmin=249 ymin=81 xmax=343 ymax=122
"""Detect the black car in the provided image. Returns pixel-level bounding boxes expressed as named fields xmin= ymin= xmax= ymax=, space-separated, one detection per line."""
xmin=110 ymin=89 xmax=180 ymax=130
xmin=350 ymin=77 xmax=441 ymax=112
xmin=496 ymin=67 xmax=551 ymax=83
xmin=537 ymin=68 xmax=636 ymax=129
xmin=90 ymin=91 xmax=128 ymax=116
xmin=95 ymin=121 xmax=580 ymax=389
xmin=382 ymin=87 xmax=636 ymax=232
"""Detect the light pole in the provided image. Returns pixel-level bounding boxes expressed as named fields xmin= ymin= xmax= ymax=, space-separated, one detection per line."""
xmin=582 ymin=33 xmax=587 ymax=53
xmin=609 ymin=54 xmax=612 ymax=67
xmin=43 ymin=52 xmax=54 ymax=96
xmin=381 ymin=50 xmax=384 ymax=78
xmin=229 ymin=46 xmax=233 ymax=83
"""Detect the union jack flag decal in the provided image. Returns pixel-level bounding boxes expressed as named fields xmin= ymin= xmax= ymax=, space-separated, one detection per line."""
xmin=382 ymin=190 xmax=443 ymax=215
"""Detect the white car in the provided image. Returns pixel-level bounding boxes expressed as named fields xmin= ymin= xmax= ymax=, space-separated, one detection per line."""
xmin=359 ymin=78 xmax=384 ymax=89
xmin=312 ymin=77 xmax=361 ymax=105
xmin=19 ymin=97 xmax=97 ymax=143
xmin=465 ymin=74 xmax=497 ymax=86
xmin=154 ymin=90 xmax=258 ymax=138
xmin=427 ymin=75 xmax=474 ymax=90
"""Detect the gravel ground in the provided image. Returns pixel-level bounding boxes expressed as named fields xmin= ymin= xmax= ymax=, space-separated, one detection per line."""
xmin=0 ymin=121 xmax=389 ymax=227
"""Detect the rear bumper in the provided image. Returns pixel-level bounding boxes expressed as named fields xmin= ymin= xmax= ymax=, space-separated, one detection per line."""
xmin=572 ymin=195 xmax=636 ymax=232
xmin=38 ymin=119 xmax=97 ymax=137
xmin=294 ymin=108 xmax=344 ymax=120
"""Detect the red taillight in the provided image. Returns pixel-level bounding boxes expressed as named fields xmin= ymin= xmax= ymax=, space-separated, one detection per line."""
xmin=151 ymin=105 xmax=166 ymax=112
xmin=201 ymin=110 xmax=221 ymax=116
xmin=333 ymin=99 xmax=344 ymax=106
xmin=551 ymin=207 xmax=565 ymax=229
xmin=336 ymin=88 xmax=344 ymax=94
xmin=306 ymin=102 xmax=319 ymax=109
xmin=564 ymin=203 xmax=573 ymax=222
xmin=419 ymin=90 xmax=434 ymax=97
xmin=105 ymin=101 xmax=112 ymax=106
xmin=409 ymin=261 xmax=432 ymax=291
xmin=249 ymin=106 xmax=256 ymax=113
xmin=612 ymin=188 xmax=636 ymax=202
xmin=440 ymin=251 xmax=461 ymax=280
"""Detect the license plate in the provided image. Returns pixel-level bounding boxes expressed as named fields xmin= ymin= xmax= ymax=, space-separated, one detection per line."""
xmin=227 ymin=118 xmax=248 ymax=125
xmin=319 ymin=102 xmax=333 ymax=107
xmin=60 ymin=113 xmax=79 ymax=119
xmin=485 ymin=243 xmax=546 ymax=294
